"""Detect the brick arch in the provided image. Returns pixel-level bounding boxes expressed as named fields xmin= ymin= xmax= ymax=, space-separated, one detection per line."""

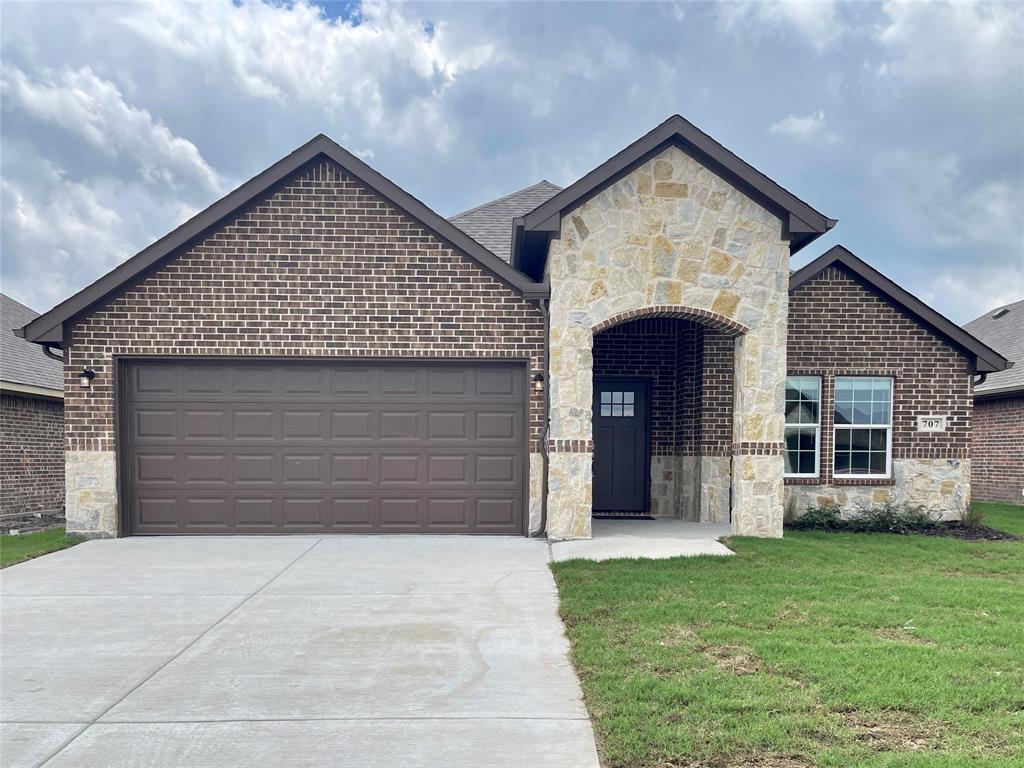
xmin=591 ymin=305 xmax=749 ymax=337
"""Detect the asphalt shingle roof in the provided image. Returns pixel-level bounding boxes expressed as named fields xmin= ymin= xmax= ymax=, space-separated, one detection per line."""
xmin=448 ymin=181 xmax=562 ymax=264
xmin=1 ymin=294 xmax=63 ymax=392
xmin=964 ymin=298 xmax=1024 ymax=395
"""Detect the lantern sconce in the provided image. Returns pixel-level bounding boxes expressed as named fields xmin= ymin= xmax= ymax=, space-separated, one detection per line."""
xmin=532 ymin=372 xmax=545 ymax=393
xmin=78 ymin=368 xmax=96 ymax=389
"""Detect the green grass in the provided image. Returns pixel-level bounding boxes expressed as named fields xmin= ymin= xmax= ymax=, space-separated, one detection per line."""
xmin=0 ymin=527 xmax=83 ymax=568
xmin=552 ymin=502 xmax=1024 ymax=767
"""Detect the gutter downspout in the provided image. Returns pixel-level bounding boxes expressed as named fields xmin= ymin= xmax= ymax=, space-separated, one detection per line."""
xmin=530 ymin=296 xmax=550 ymax=538
xmin=42 ymin=344 xmax=63 ymax=363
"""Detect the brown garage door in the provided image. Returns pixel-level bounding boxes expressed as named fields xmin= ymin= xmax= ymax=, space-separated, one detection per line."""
xmin=123 ymin=360 xmax=527 ymax=535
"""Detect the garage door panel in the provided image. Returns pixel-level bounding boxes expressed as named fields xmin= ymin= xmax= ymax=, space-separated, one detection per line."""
xmin=236 ymin=498 xmax=277 ymax=528
xmin=332 ymin=411 xmax=373 ymax=440
xmin=184 ymin=410 xmax=228 ymax=440
xmin=135 ymin=409 xmax=178 ymax=440
xmin=125 ymin=360 xmax=526 ymax=534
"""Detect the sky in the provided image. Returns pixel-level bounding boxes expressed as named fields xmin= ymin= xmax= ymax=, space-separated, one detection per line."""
xmin=1 ymin=0 xmax=1022 ymax=324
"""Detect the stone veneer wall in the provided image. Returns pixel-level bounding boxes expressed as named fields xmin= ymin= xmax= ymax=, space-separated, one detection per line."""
xmin=64 ymin=160 xmax=546 ymax=537
xmin=970 ymin=395 xmax=1023 ymax=504
xmin=545 ymin=144 xmax=790 ymax=540
xmin=1 ymin=393 xmax=65 ymax=517
xmin=786 ymin=266 xmax=974 ymax=520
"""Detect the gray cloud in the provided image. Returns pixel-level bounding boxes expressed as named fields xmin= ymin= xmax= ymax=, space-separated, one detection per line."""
xmin=1 ymin=0 xmax=1021 ymax=323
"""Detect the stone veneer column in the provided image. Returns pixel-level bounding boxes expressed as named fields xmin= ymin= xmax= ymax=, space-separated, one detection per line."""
xmin=65 ymin=450 xmax=118 ymax=537
xmin=730 ymin=299 xmax=787 ymax=537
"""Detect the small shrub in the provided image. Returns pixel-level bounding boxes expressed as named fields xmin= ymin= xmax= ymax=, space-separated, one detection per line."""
xmin=789 ymin=503 xmax=842 ymax=530
xmin=960 ymin=504 xmax=985 ymax=527
xmin=846 ymin=501 xmax=939 ymax=534
xmin=786 ymin=500 xmax=942 ymax=535
xmin=783 ymin=494 xmax=800 ymax=524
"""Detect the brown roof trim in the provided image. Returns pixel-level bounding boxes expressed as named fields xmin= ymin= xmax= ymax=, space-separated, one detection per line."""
xmin=513 ymin=114 xmax=836 ymax=275
xmin=19 ymin=135 xmax=548 ymax=346
xmin=974 ymin=383 xmax=1024 ymax=401
xmin=790 ymin=245 xmax=1010 ymax=375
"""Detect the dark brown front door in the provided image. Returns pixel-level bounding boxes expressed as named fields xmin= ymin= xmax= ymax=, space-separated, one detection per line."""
xmin=592 ymin=378 xmax=650 ymax=513
xmin=122 ymin=359 xmax=526 ymax=535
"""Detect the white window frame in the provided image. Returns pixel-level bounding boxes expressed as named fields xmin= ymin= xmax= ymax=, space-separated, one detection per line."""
xmin=832 ymin=376 xmax=893 ymax=480
xmin=784 ymin=376 xmax=821 ymax=478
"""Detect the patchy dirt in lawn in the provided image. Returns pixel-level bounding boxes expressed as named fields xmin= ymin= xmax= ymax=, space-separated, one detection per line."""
xmin=658 ymin=623 xmax=703 ymax=647
xmin=667 ymin=756 xmax=813 ymax=768
xmin=841 ymin=712 xmax=940 ymax=752
xmin=875 ymin=627 xmax=937 ymax=646
xmin=705 ymin=644 xmax=762 ymax=675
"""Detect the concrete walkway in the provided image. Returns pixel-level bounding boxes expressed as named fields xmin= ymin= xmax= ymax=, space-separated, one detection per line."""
xmin=550 ymin=518 xmax=733 ymax=562
xmin=0 ymin=537 xmax=599 ymax=768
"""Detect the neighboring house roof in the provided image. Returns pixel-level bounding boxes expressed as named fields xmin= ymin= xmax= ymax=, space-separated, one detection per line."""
xmin=449 ymin=181 xmax=562 ymax=264
xmin=18 ymin=134 xmax=549 ymax=347
xmin=791 ymin=245 xmax=1010 ymax=375
xmin=964 ymin=299 xmax=1024 ymax=398
xmin=512 ymin=114 xmax=837 ymax=279
xmin=1 ymin=293 xmax=63 ymax=397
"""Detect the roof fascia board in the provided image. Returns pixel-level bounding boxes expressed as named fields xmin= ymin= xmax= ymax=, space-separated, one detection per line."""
xmin=974 ymin=383 xmax=1023 ymax=401
xmin=521 ymin=115 xmax=832 ymax=240
xmin=21 ymin=135 xmax=548 ymax=344
xmin=791 ymin=246 xmax=1009 ymax=373
xmin=0 ymin=381 xmax=63 ymax=399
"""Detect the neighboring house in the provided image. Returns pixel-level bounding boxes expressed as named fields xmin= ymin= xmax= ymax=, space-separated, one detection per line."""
xmin=1 ymin=294 xmax=65 ymax=520
xmin=964 ymin=300 xmax=1023 ymax=504
xmin=16 ymin=115 xmax=1009 ymax=539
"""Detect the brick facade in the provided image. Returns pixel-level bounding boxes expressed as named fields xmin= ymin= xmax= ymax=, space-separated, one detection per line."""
xmin=971 ymin=396 xmax=1024 ymax=503
xmin=786 ymin=266 xmax=973 ymax=517
xmin=64 ymin=160 xmax=546 ymax=536
xmin=1 ymin=393 xmax=64 ymax=517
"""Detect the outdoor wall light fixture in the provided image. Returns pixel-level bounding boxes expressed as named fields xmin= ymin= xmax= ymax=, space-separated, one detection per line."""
xmin=78 ymin=368 xmax=96 ymax=389
xmin=532 ymin=372 xmax=545 ymax=392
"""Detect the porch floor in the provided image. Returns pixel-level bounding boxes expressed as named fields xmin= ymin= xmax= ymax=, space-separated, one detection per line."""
xmin=549 ymin=518 xmax=733 ymax=562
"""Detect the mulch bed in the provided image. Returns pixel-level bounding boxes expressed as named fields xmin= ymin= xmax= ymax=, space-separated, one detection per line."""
xmin=787 ymin=522 xmax=1018 ymax=541
xmin=919 ymin=522 xmax=1019 ymax=541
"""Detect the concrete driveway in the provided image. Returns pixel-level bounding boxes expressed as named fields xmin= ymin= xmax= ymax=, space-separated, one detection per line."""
xmin=0 ymin=537 xmax=598 ymax=768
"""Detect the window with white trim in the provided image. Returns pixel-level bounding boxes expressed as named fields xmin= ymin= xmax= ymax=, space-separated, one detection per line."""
xmin=784 ymin=376 xmax=820 ymax=477
xmin=833 ymin=376 xmax=892 ymax=478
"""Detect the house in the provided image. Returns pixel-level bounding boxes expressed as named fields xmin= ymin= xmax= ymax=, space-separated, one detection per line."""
xmin=964 ymin=300 xmax=1023 ymax=503
xmin=1 ymin=294 xmax=65 ymax=524
xmin=16 ymin=115 xmax=1009 ymax=539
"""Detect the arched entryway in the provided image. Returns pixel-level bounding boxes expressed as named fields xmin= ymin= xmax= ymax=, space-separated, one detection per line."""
xmin=591 ymin=307 xmax=745 ymax=524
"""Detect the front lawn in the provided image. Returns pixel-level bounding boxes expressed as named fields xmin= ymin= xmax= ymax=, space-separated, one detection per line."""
xmin=0 ymin=527 xmax=83 ymax=569
xmin=552 ymin=502 xmax=1024 ymax=767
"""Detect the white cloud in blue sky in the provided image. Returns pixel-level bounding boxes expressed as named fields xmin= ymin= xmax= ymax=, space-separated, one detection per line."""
xmin=1 ymin=0 xmax=1021 ymax=322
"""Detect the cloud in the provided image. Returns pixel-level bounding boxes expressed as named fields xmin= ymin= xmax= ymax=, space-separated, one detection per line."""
xmin=769 ymin=110 xmax=833 ymax=142
xmin=115 ymin=0 xmax=498 ymax=153
xmin=1 ymin=65 xmax=221 ymax=195
xmin=877 ymin=1 xmax=1024 ymax=89
xmin=871 ymin=150 xmax=1023 ymax=250
xmin=717 ymin=1 xmax=845 ymax=53
xmin=922 ymin=263 xmax=1024 ymax=325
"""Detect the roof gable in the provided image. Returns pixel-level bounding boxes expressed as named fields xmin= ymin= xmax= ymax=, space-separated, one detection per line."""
xmin=19 ymin=135 xmax=548 ymax=346
xmin=964 ymin=299 xmax=1024 ymax=397
xmin=790 ymin=245 xmax=1009 ymax=375
xmin=512 ymin=114 xmax=836 ymax=278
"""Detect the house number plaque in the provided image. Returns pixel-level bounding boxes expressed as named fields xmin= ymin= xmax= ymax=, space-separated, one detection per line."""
xmin=917 ymin=415 xmax=947 ymax=432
